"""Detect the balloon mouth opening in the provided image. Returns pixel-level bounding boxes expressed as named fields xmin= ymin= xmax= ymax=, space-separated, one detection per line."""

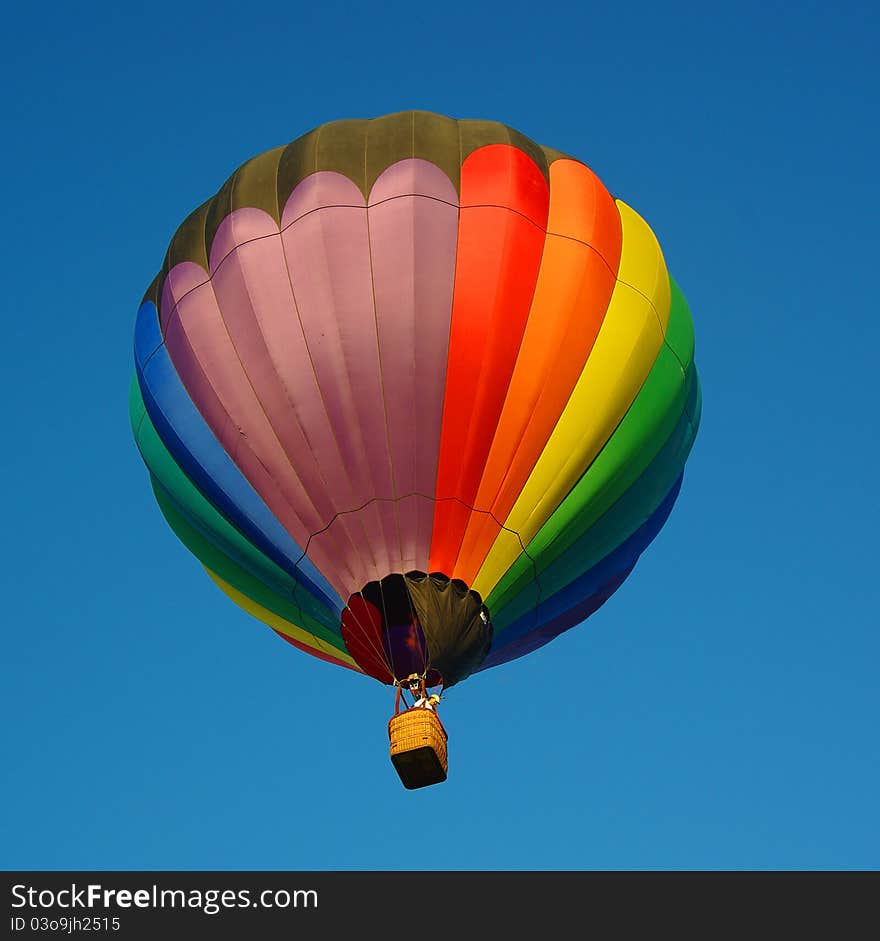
xmin=340 ymin=570 xmax=492 ymax=687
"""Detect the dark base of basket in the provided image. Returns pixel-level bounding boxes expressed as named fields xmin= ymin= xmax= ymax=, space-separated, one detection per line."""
xmin=390 ymin=746 xmax=448 ymax=789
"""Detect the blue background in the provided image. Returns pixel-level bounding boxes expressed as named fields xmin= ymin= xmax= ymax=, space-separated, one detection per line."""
xmin=2 ymin=0 xmax=877 ymax=870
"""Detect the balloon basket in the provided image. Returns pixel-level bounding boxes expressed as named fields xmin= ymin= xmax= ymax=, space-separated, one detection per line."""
xmin=388 ymin=708 xmax=448 ymax=790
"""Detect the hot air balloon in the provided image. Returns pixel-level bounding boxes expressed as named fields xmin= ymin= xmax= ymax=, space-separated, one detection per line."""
xmin=129 ymin=110 xmax=701 ymax=789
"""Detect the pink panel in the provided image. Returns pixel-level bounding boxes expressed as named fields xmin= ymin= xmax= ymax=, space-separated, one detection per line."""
xmin=162 ymin=274 xmax=356 ymax=590
xmin=207 ymin=208 xmax=363 ymax=581
xmin=281 ymin=173 xmax=398 ymax=591
xmin=366 ymin=159 xmax=459 ymax=573
xmin=162 ymin=163 xmax=460 ymax=599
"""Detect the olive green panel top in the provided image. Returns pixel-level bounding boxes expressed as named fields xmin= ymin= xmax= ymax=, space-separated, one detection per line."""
xmin=143 ymin=110 xmax=574 ymax=308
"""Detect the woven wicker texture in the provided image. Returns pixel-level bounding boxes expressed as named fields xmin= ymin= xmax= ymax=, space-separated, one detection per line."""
xmin=388 ymin=708 xmax=448 ymax=789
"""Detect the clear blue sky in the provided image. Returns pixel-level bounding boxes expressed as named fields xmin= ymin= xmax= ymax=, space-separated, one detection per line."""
xmin=2 ymin=0 xmax=877 ymax=871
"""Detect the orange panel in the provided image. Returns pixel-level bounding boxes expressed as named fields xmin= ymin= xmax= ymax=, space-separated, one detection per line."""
xmin=429 ymin=145 xmax=549 ymax=576
xmin=452 ymin=159 xmax=623 ymax=585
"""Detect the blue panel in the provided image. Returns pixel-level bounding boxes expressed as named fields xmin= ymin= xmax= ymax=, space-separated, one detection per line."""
xmin=479 ymin=474 xmax=682 ymax=671
xmin=134 ymin=298 xmax=164 ymax=371
xmin=479 ymin=568 xmax=632 ymax=671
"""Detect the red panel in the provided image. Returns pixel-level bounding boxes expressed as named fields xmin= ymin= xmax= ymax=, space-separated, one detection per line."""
xmin=429 ymin=145 xmax=550 ymax=576
xmin=340 ymin=595 xmax=395 ymax=684
xmin=272 ymin=630 xmax=362 ymax=673
xmin=453 ymin=159 xmax=623 ymax=584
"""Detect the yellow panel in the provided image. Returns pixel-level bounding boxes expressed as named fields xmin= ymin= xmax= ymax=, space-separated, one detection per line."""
xmin=472 ymin=201 xmax=671 ymax=598
xmin=615 ymin=201 xmax=671 ymax=331
xmin=204 ymin=568 xmax=360 ymax=669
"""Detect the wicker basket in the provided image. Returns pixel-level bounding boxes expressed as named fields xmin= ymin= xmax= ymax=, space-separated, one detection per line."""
xmin=388 ymin=708 xmax=448 ymax=789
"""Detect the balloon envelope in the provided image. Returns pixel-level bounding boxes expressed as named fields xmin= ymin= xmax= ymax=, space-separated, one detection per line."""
xmin=130 ymin=111 xmax=701 ymax=688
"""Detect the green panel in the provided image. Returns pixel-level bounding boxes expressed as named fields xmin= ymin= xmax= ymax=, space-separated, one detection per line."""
xmin=364 ymin=112 xmax=414 ymax=193
xmin=160 ymin=199 xmax=210 ymax=284
xmin=459 ymin=119 xmax=551 ymax=182
xmin=129 ymin=369 xmax=147 ymax=427
xmin=485 ymin=282 xmax=695 ymax=615
xmin=489 ymin=365 xmax=701 ymax=630
xmin=276 ymin=125 xmax=321 ymax=207
xmin=151 ymin=479 xmax=349 ymax=653
xmin=313 ymin=118 xmax=371 ymax=194
xmin=665 ymin=276 xmax=696 ymax=370
xmin=412 ymin=110 xmax=465 ymax=192
xmin=363 ymin=110 xmax=462 ymax=196
xmin=204 ymin=145 xmax=285 ymax=251
xmin=129 ymin=375 xmax=342 ymax=639
xmin=539 ymin=144 xmax=574 ymax=165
